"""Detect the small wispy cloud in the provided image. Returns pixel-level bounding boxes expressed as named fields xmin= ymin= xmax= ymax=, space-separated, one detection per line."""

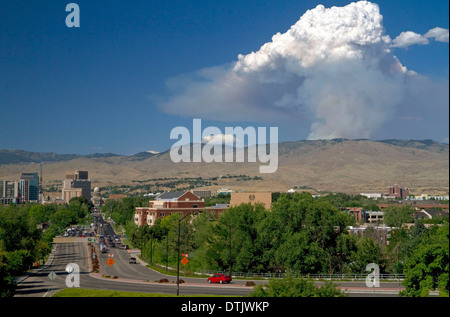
xmin=202 ymin=133 xmax=245 ymax=147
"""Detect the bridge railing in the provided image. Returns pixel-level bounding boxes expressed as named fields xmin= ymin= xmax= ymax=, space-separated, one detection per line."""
xmin=197 ymin=270 xmax=405 ymax=281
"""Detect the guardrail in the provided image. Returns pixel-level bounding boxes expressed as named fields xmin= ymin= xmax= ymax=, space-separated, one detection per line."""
xmin=197 ymin=270 xmax=405 ymax=280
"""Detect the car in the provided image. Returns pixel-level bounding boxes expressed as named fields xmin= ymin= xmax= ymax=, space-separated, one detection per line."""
xmin=207 ymin=273 xmax=232 ymax=284
xmin=129 ymin=257 xmax=137 ymax=264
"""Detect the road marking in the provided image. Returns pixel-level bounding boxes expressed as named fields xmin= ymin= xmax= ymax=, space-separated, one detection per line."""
xmin=43 ymin=288 xmax=52 ymax=297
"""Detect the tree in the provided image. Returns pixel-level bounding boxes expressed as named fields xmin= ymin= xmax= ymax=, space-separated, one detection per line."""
xmin=401 ymin=222 xmax=449 ymax=297
xmin=350 ymin=236 xmax=386 ymax=274
xmin=383 ymin=205 xmax=415 ymax=228
xmin=266 ymin=193 xmax=355 ymax=274
xmin=218 ymin=203 xmax=268 ymax=272
xmin=0 ymin=249 xmax=16 ymax=297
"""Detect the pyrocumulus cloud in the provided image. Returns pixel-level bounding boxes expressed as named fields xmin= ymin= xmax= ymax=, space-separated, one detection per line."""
xmin=156 ymin=1 xmax=449 ymax=140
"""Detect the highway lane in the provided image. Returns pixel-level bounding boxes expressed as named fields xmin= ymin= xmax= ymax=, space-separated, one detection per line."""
xmin=15 ymin=214 xmax=255 ymax=296
xmin=97 ymin=243 xmax=179 ymax=283
xmin=14 ymin=242 xmax=88 ymax=297
xmin=96 ymin=214 xmax=228 ymax=285
xmin=94 ymin=214 xmax=406 ymax=292
xmin=97 ymin=241 xmax=405 ymax=292
xmin=14 ymin=242 xmax=254 ymax=297
xmin=15 ymin=240 xmax=404 ymax=297
xmin=14 ymin=214 xmax=405 ymax=297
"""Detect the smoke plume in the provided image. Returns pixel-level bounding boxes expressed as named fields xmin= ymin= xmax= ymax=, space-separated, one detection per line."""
xmin=157 ymin=1 xmax=449 ymax=140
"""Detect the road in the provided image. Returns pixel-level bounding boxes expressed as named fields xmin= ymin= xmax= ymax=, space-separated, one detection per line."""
xmin=15 ymin=240 xmax=404 ymax=297
xmin=14 ymin=214 xmax=405 ymax=297
xmin=14 ymin=241 xmax=254 ymax=297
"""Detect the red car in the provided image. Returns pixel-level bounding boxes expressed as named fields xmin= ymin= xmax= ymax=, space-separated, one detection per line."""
xmin=207 ymin=273 xmax=232 ymax=284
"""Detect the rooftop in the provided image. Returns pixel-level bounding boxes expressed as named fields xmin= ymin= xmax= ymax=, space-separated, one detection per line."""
xmin=156 ymin=191 xmax=188 ymax=201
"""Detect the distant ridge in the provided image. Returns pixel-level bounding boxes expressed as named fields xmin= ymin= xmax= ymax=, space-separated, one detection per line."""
xmin=0 ymin=138 xmax=447 ymax=195
xmin=377 ymin=139 xmax=448 ymax=152
xmin=0 ymin=139 xmax=447 ymax=165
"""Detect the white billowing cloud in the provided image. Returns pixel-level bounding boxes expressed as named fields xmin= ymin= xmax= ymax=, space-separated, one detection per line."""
xmin=157 ymin=1 xmax=448 ymax=140
xmin=392 ymin=27 xmax=449 ymax=48
xmin=392 ymin=31 xmax=429 ymax=48
xmin=425 ymin=27 xmax=449 ymax=43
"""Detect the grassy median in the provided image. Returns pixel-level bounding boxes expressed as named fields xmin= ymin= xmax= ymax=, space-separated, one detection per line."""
xmin=52 ymin=288 xmax=228 ymax=297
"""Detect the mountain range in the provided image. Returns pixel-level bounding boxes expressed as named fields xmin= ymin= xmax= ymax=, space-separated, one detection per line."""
xmin=0 ymin=139 xmax=448 ymax=195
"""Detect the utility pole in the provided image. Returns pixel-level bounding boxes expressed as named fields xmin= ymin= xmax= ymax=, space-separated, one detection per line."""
xmin=177 ymin=211 xmax=196 ymax=296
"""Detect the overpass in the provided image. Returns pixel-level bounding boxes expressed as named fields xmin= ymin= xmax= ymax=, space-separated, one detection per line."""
xmin=52 ymin=237 xmax=92 ymax=243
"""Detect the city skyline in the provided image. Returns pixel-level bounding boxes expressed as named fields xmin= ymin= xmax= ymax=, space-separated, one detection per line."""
xmin=0 ymin=0 xmax=448 ymax=156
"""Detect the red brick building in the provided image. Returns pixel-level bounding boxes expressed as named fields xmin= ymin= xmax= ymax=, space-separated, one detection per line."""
xmin=385 ymin=184 xmax=409 ymax=199
xmin=134 ymin=191 xmax=227 ymax=227
xmin=344 ymin=207 xmax=365 ymax=222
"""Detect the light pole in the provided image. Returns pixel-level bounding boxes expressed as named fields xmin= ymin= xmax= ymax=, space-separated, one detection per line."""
xmin=177 ymin=211 xmax=196 ymax=296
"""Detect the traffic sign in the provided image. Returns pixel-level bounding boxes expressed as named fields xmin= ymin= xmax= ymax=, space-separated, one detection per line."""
xmin=107 ymin=258 xmax=115 ymax=266
xmin=66 ymin=264 xmax=75 ymax=273
xmin=181 ymin=257 xmax=189 ymax=266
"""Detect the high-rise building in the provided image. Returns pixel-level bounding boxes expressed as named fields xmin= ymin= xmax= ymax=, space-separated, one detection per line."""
xmin=19 ymin=172 xmax=39 ymax=202
xmin=65 ymin=170 xmax=89 ymax=180
xmin=62 ymin=170 xmax=91 ymax=203
xmin=0 ymin=180 xmax=19 ymax=204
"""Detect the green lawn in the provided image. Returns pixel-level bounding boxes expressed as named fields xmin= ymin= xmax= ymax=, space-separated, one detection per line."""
xmin=52 ymin=288 xmax=230 ymax=297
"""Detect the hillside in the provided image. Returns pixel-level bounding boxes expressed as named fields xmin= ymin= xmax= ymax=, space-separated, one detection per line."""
xmin=0 ymin=139 xmax=448 ymax=196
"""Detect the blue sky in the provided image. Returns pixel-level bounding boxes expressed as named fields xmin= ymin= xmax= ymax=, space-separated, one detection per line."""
xmin=0 ymin=0 xmax=448 ymax=155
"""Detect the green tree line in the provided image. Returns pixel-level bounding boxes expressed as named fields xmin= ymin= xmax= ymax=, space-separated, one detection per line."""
xmin=104 ymin=193 xmax=449 ymax=297
xmin=0 ymin=197 xmax=92 ymax=297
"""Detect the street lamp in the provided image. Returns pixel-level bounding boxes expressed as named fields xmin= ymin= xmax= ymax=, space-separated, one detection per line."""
xmin=210 ymin=219 xmax=233 ymax=278
xmin=177 ymin=211 xmax=196 ymax=296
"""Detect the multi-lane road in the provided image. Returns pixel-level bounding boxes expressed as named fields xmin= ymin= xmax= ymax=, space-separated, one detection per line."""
xmin=14 ymin=214 xmax=405 ymax=298
xmin=15 ymin=241 xmax=254 ymax=297
xmin=14 ymin=214 xmax=256 ymax=297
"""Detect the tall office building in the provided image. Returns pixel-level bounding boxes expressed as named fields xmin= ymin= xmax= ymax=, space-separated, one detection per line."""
xmin=62 ymin=170 xmax=91 ymax=203
xmin=65 ymin=170 xmax=89 ymax=180
xmin=19 ymin=172 xmax=39 ymax=202
xmin=0 ymin=180 xmax=19 ymax=204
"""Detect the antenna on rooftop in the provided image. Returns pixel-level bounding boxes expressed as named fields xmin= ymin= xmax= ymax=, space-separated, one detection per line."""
xmin=39 ymin=162 xmax=44 ymax=202
xmin=40 ymin=163 xmax=43 ymax=185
